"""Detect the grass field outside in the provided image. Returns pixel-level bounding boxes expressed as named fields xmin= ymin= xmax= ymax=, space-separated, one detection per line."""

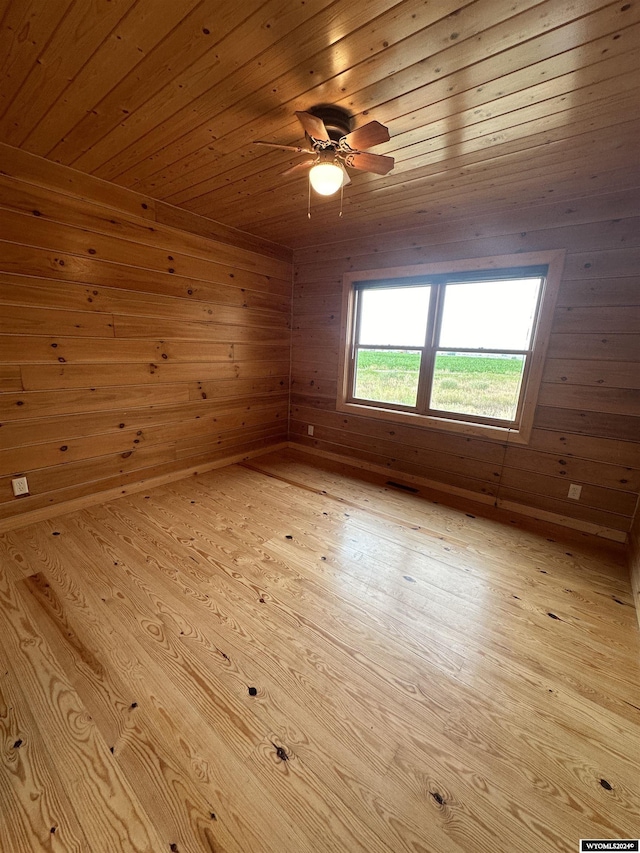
xmin=354 ymin=350 xmax=525 ymax=420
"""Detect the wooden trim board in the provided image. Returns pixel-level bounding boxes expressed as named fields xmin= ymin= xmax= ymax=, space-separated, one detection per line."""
xmin=286 ymin=440 xmax=628 ymax=543
xmin=629 ymin=505 xmax=640 ymax=628
xmin=0 ymin=442 xmax=288 ymax=534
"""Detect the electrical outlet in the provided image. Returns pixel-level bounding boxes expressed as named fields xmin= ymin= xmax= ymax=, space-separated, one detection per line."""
xmin=567 ymin=483 xmax=582 ymax=500
xmin=11 ymin=476 xmax=30 ymax=497
xmin=307 ymin=425 xmax=314 ymax=436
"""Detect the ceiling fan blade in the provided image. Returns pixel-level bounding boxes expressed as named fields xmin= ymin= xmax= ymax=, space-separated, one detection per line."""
xmin=345 ymin=151 xmax=395 ymax=175
xmin=282 ymin=159 xmax=316 ymax=177
xmin=295 ymin=111 xmax=330 ymax=142
xmin=254 ymin=141 xmax=314 ymax=154
xmin=342 ymin=120 xmax=390 ymax=150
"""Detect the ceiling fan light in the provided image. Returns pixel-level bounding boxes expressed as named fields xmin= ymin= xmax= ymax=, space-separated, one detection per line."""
xmin=309 ymin=161 xmax=344 ymax=196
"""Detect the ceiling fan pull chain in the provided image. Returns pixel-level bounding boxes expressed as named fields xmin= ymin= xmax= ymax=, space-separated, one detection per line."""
xmin=339 ymin=180 xmax=344 ymax=217
xmin=307 ymin=177 xmax=311 ymax=219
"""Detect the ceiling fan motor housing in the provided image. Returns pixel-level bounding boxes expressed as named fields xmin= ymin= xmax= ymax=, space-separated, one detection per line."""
xmin=307 ymin=105 xmax=353 ymax=142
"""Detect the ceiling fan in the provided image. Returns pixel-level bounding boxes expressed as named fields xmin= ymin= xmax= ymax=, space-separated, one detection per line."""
xmin=254 ymin=106 xmax=394 ymax=199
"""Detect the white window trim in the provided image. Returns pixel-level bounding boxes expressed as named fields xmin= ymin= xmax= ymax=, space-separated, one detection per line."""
xmin=336 ymin=250 xmax=566 ymax=445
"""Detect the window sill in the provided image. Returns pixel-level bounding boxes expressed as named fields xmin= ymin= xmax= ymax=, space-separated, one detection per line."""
xmin=336 ymin=399 xmax=531 ymax=444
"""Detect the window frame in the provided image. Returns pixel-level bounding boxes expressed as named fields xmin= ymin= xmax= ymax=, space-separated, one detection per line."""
xmin=337 ymin=250 xmax=566 ymax=444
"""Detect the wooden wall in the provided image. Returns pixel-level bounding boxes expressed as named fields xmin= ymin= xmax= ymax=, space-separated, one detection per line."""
xmin=0 ymin=144 xmax=292 ymax=531
xmin=291 ymin=189 xmax=640 ymax=541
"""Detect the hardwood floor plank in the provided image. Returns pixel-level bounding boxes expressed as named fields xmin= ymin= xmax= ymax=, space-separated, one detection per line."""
xmin=1 ymin=450 xmax=638 ymax=852
xmin=15 ymin=572 xmax=245 ymax=853
xmin=66 ymin=496 xmax=576 ymax=850
xmin=0 ymin=664 xmax=90 ymax=852
xmin=8 ymin=521 xmax=312 ymax=853
xmin=159 ymin=468 xmax=640 ymax=736
xmin=91 ymin=476 xmax=640 ymax=834
xmin=0 ymin=567 xmax=166 ymax=852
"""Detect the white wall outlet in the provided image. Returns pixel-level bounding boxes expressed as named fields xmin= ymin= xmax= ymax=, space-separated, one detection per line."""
xmin=567 ymin=483 xmax=582 ymax=500
xmin=307 ymin=425 xmax=314 ymax=436
xmin=11 ymin=476 xmax=30 ymax=497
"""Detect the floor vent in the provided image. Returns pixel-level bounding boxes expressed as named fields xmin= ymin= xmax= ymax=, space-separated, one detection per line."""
xmin=386 ymin=480 xmax=419 ymax=494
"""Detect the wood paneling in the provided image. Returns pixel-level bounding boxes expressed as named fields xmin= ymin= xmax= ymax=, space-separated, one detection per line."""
xmin=0 ymin=0 xmax=639 ymax=247
xmin=1 ymin=0 xmax=638 ymax=541
xmin=0 ymin=154 xmax=291 ymax=529
xmin=0 ymin=450 xmax=638 ymax=851
xmin=291 ymin=189 xmax=640 ymax=539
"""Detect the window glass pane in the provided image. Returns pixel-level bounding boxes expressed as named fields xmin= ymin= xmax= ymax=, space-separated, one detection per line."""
xmin=429 ymin=352 xmax=526 ymax=421
xmin=358 ymin=286 xmax=430 ymax=347
xmin=438 ymin=278 xmax=542 ymax=350
xmin=354 ymin=349 xmax=421 ymax=407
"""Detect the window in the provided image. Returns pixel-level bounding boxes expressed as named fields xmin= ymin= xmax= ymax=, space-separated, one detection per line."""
xmin=338 ymin=251 xmax=565 ymax=443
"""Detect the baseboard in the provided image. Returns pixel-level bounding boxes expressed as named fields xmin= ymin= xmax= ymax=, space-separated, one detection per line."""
xmin=631 ymin=566 xmax=640 ymax=631
xmin=629 ymin=521 xmax=640 ymax=630
xmin=286 ymin=441 xmax=628 ymax=544
xmin=0 ymin=442 xmax=289 ymax=534
xmin=3 ymin=438 xmax=628 ymax=546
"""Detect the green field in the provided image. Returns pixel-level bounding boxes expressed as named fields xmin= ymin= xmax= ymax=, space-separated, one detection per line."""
xmin=354 ymin=350 xmax=524 ymax=419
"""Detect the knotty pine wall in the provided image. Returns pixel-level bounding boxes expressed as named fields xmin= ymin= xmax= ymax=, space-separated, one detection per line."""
xmin=291 ymin=189 xmax=640 ymax=541
xmin=0 ymin=145 xmax=292 ymax=531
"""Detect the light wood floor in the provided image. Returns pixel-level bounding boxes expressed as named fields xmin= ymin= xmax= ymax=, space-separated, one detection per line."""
xmin=1 ymin=448 xmax=639 ymax=853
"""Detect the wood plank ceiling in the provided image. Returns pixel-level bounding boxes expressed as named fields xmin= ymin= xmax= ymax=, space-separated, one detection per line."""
xmin=1 ymin=0 xmax=639 ymax=249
